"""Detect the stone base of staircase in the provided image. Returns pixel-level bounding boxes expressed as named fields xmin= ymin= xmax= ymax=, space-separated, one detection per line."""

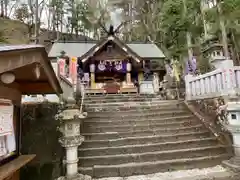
xmin=222 ymin=156 xmax=240 ymax=173
xmin=79 ymin=94 xmax=232 ymax=178
xmin=93 ymin=166 xmax=237 ymax=180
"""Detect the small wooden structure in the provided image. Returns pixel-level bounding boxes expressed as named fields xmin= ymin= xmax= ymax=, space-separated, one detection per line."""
xmin=0 ymin=45 xmax=62 ymax=180
xmin=49 ymin=32 xmax=166 ymax=94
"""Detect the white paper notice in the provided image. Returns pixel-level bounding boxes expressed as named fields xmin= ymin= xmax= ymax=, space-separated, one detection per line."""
xmin=0 ymin=99 xmax=16 ymax=158
xmin=0 ymin=136 xmax=7 ymax=157
xmin=0 ymin=103 xmax=13 ymax=136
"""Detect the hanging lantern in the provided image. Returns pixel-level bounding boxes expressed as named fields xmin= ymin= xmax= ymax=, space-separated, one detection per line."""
xmin=90 ymin=64 xmax=95 ymax=73
xmin=98 ymin=61 xmax=106 ymax=71
xmin=115 ymin=61 xmax=123 ymax=71
xmin=126 ymin=62 xmax=132 ymax=72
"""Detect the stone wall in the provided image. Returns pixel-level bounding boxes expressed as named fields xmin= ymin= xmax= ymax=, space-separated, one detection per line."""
xmin=185 ymin=98 xmax=233 ymax=149
xmin=20 ymin=103 xmax=64 ymax=180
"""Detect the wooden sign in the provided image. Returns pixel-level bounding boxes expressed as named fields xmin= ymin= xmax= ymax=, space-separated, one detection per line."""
xmin=0 ymin=100 xmax=13 ymax=137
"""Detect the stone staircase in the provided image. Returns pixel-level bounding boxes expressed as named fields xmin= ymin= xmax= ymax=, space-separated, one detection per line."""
xmin=78 ymin=94 xmax=231 ymax=178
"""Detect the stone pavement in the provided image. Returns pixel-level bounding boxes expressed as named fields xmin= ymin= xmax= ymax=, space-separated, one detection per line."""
xmin=93 ymin=165 xmax=237 ymax=180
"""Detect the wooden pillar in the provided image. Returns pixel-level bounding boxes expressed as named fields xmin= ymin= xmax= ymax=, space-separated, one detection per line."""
xmin=138 ymin=72 xmax=144 ymax=83
xmin=90 ymin=73 xmax=95 ymax=89
xmin=90 ymin=64 xmax=96 ymax=89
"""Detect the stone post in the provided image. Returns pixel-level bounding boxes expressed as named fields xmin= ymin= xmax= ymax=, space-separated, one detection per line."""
xmin=185 ymin=74 xmax=193 ymax=101
xmin=56 ymin=103 xmax=90 ymax=180
xmin=153 ymin=72 xmax=159 ymax=94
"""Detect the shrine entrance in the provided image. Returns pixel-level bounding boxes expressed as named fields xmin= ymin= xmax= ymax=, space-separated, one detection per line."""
xmin=80 ymin=34 xmax=143 ymax=94
xmin=95 ymin=71 xmax=126 ymax=93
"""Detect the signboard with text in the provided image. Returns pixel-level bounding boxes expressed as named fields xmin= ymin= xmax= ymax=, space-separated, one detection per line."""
xmin=0 ymin=99 xmax=16 ymax=160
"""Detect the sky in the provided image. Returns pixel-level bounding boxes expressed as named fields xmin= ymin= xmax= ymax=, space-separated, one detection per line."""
xmin=7 ymin=0 xmax=123 ymax=34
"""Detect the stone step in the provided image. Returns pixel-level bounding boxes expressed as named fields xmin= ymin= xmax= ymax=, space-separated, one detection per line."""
xmin=84 ymin=97 xmax=163 ymax=103
xmin=85 ymin=103 xmax=186 ymax=112
xmin=85 ymin=94 xmax=158 ymax=99
xmin=85 ymin=100 xmax=181 ymax=107
xmin=79 ymin=154 xmax=230 ymax=178
xmin=82 ymin=119 xmax=200 ymax=133
xmin=84 ymin=115 xmax=194 ymax=123
xmin=82 ymin=124 xmax=205 ymax=140
xmin=85 ymin=106 xmax=190 ymax=118
xmin=79 ymin=145 xmax=227 ymax=167
xmin=87 ymin=110 xmax=190 ymax=119
xmin=81 ymin=131 xmax=212 ymax=149
xmin=79 ymin=137 xmax=220 ymax=157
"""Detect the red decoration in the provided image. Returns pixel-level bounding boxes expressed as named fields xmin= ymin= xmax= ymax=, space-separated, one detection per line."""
xmin=58 ymin=58 xmax=65 ymax=76
xmin=69 ymin=57 xmax=78 ymax=84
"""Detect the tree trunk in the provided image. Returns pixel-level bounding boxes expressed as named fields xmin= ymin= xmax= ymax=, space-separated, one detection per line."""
xmin=217 ymin=0 xmax=230 ymax=59
xmin=200 ymin=0 xmax=208 ymax=39
xmin=183 ymin=0 xmax=193 ymax=61
xmin=1 ymin=0 xmax=4 ymax=17
xmin=4 ymin=0 xmax=7 ymax=17
xmin=34 ymin=0 xmax=39 ymax=44
xmin=230 ymin=30 xmax=240 ymax=65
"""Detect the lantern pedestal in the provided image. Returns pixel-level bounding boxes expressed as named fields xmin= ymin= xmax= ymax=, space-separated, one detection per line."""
xmin=222 ymin=102 xmax=240 ymax=172
xmin=126 ymin=73 xmax=131 ymax=84
xmin=56 ymin=103 xmax=91 ymax=180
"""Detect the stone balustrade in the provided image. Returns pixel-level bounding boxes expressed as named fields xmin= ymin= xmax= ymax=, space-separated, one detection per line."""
xmin=185 ymin=63 xmax=240 ymax=171
xmin=185 ymin=66 xmax=240 ymax=101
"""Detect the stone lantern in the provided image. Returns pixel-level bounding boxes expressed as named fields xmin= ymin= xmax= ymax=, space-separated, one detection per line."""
xmin=222 ymin=101 xmax=240 ymax=171
xmin=56 ymin=102 xmax=90 ymax=180
xmin=202 ymin=40 xmax=233 ymax=69
xmin=208 ymin=49 xmax=225 ymax=69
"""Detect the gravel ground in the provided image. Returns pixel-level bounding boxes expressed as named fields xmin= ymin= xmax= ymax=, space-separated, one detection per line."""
xmin=93 ymin=165 xmax=235 ymax=180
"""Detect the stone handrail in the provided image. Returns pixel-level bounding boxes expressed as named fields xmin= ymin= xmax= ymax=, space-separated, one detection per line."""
xmin=59 ymin=75 xmax=75 ymax=102
xmin=185 ymin=66 xmax=240 ymax=101
xmin=75 ymin=77 xmax=85 ymax=114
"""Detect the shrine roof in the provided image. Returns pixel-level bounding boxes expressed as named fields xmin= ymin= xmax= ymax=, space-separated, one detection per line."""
xmin=48 ymin=41 xmax=165 ymax=59
xmin=0 ymin=44 xmax=62 ymax=95
xmin=0 ymin=44 xmax=44 ymax=52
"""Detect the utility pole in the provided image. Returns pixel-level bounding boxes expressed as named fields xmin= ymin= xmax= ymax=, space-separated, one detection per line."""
xmin=34 ymin=0 xmax=39 ymax=44
xmin=183 ymin=0 xmax=193 ymax=61
xmin=217 ymin=0 xmax=230 ymax=59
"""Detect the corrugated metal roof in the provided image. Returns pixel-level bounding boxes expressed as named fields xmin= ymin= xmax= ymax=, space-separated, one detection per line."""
xmin=48 ymin=42 xmax=165 ymax=58
xmin=0 ymin=44 xmax=44 ymax=52
xmin=127 ymin=43 xmax=165 ymax=58
xmin=48 ymin=43 xmax=95 ymax=57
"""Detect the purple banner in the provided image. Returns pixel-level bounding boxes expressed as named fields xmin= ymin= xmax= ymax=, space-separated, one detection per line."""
xmin=185 ymin=57 xmax=197 ymax=75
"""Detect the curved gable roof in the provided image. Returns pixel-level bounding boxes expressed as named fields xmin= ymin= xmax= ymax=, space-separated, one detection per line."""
xmin=48 ymin=40 xmax=165 ymax=59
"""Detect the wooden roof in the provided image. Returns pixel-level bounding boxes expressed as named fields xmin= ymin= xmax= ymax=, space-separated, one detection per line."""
xmin=0 ymin=45 xmax=62 ymax=95
xmin=48 ymin=39 xmax=166 ymax=60
xmin=80 ymin=35 xmax=142 ymax=63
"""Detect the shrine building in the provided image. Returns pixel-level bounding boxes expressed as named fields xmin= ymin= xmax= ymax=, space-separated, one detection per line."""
xmin=49 ymin=32 xmax=166 ymax=94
